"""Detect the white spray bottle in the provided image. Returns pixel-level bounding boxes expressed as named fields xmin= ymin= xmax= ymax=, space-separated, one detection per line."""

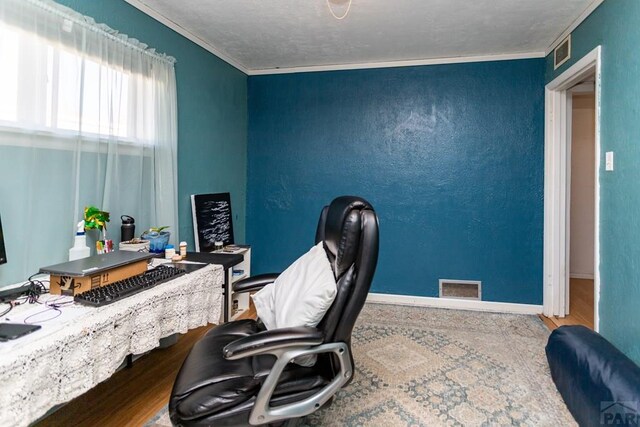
xmin=69 ymin=221 xmax=90 ymax=261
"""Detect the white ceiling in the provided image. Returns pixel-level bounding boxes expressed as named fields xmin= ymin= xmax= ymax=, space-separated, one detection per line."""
xmin=128 ymin=0 xmax=596 ymax=73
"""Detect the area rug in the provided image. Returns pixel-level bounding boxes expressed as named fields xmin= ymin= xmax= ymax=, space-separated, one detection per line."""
xmin=145 ymin=303 xmax=575 ymax=426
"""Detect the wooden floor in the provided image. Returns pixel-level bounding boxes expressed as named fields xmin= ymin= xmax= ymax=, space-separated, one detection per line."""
xmin=540 ymin=278 xmax=594 ymax=331
xmin=37 ymin=306 xmax=257 ymax=427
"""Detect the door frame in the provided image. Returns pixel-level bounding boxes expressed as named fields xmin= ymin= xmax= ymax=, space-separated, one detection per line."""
xmin=543 ymin=46 xmax=601 ymax=330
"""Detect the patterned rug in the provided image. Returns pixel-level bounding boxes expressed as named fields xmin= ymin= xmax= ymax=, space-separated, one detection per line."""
xmin=146 ymin=303 xmax=575 ymax=426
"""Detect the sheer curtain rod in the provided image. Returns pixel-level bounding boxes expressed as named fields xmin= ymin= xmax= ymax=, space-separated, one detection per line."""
xmin=27 ymin=0 xmax=177 ymax=65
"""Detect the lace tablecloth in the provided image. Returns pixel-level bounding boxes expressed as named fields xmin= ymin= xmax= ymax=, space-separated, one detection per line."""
xmin=0 ymin=263 xmax=223 ymax=427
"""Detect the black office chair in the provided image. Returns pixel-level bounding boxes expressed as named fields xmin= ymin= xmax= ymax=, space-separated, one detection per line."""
xmin=169 ymin=196 xmax=379 ymax=426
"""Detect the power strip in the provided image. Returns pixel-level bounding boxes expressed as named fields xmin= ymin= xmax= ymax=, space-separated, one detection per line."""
xmin=0 ymin=284 xmax=33 ymax=302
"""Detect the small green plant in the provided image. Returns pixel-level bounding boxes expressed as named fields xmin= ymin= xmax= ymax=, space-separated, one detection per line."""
xmin=84 ymin=206 xmax=110 ymax=239
xmin=149 ymin=226 xmax=170 ymax=233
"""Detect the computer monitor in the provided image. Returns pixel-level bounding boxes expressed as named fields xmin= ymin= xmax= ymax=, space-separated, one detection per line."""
xmin=0 ymin=215 xmax=6 ymax=265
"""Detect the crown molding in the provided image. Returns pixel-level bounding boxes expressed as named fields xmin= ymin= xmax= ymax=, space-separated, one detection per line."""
xmin=122 ymin=0 xmax=250 ymax=74
xmin=247 ymin=52 xmax=546 ymax=76
xmin=545 ymin=0 xmax=605 ymax=56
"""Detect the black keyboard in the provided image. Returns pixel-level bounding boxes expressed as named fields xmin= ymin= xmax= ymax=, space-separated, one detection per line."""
xmin=74 ymin=265 xmax=185 ymax=307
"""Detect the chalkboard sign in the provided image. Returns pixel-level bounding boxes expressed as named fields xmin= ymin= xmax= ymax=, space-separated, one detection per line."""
xmin=191 ymin=193 xmax=235 ymax=252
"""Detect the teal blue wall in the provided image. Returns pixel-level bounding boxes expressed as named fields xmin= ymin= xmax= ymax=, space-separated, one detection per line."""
xmin=55 ymin=0 xmax=248 ymax=248
xmin=546 ymin=0 xmax=640 ymax=364
xmin=247 ymin=59 xmax=545 ymax=304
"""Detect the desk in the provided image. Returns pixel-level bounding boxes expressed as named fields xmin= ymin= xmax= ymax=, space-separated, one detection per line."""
xmin=0 ymin=263 xmax=223 ymax=427
xmin=183 ymin=251 xmax=244 ymax=322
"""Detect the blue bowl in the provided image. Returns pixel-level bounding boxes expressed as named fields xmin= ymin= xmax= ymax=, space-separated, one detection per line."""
xmin=141 ymin=231 xmax=170 ymax=253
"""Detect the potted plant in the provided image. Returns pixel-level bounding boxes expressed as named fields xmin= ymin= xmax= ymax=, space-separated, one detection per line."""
xmin=84 ymin=206 xmax=112 ymax=253
xmin=141 ymin=226 xmax=171 ymax=253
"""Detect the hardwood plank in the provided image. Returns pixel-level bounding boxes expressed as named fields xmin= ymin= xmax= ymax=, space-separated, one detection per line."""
xmin=541 ymin=278 xmax=594 ymax=331
xmin=37 ymin=305 xmax=257 ymax=427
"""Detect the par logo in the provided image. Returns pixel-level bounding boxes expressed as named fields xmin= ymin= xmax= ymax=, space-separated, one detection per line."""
xmin=600 ymin=401 xmax=640 ymax=426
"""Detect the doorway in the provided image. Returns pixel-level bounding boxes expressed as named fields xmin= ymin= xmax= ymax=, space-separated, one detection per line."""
xmin=543 ymin=47 xmax=601 ymax=331
xmin=562 ymin=83 xmax=595 ymax=329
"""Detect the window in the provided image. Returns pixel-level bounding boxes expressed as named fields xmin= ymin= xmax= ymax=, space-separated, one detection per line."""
xmin=0 ymin=0 xmax=178 ymax=286
xmin=0 ymin=23 xmax=157 ymax=144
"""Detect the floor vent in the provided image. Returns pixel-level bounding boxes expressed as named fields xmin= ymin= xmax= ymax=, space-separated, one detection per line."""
xmin=439 ymin=279 xmax=482 ymax=300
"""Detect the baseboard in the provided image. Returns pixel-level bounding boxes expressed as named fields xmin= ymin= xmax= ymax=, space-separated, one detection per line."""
xmin=570 ymin=273 xmax=594 ymax=280
xmin=366 ymin=292 xmax=543 ymax=315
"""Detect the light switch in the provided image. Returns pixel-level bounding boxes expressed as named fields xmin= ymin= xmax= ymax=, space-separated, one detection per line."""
xmin=606 ymin=151 xmax=614 ymax=171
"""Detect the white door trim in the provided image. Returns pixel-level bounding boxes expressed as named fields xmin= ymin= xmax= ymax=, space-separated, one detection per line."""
xmin=543 ymin=46 xmax=601 ymax=331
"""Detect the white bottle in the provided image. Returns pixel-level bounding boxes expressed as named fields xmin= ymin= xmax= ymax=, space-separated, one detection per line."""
xmin=69 ymin=221 xmax=91 ymax=261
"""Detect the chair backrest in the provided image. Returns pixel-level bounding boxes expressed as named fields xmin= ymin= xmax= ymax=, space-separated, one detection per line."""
xmin=315 ymin=196 xmax=379 ymax=344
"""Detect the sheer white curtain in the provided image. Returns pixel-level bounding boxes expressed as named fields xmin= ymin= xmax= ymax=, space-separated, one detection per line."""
xmin=0 ymin=0 xmax=178 ymax=285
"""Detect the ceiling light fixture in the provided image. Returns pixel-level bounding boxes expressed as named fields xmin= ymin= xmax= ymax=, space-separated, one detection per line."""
xmin=327 ymin=0 xmax=352 ymax=20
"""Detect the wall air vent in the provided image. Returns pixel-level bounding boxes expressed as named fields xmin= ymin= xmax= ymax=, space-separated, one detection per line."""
xmin=439 ymin=279 xmax=481 ymax=300
xmin=554 ymin=34 xmax=572 ymax=70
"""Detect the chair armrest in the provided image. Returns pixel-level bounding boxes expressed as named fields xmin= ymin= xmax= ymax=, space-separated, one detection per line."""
xmin=223 ymin=327 xmax=323 ymax=360
xmin=232 ymin=273 xmax=280 ymax=293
